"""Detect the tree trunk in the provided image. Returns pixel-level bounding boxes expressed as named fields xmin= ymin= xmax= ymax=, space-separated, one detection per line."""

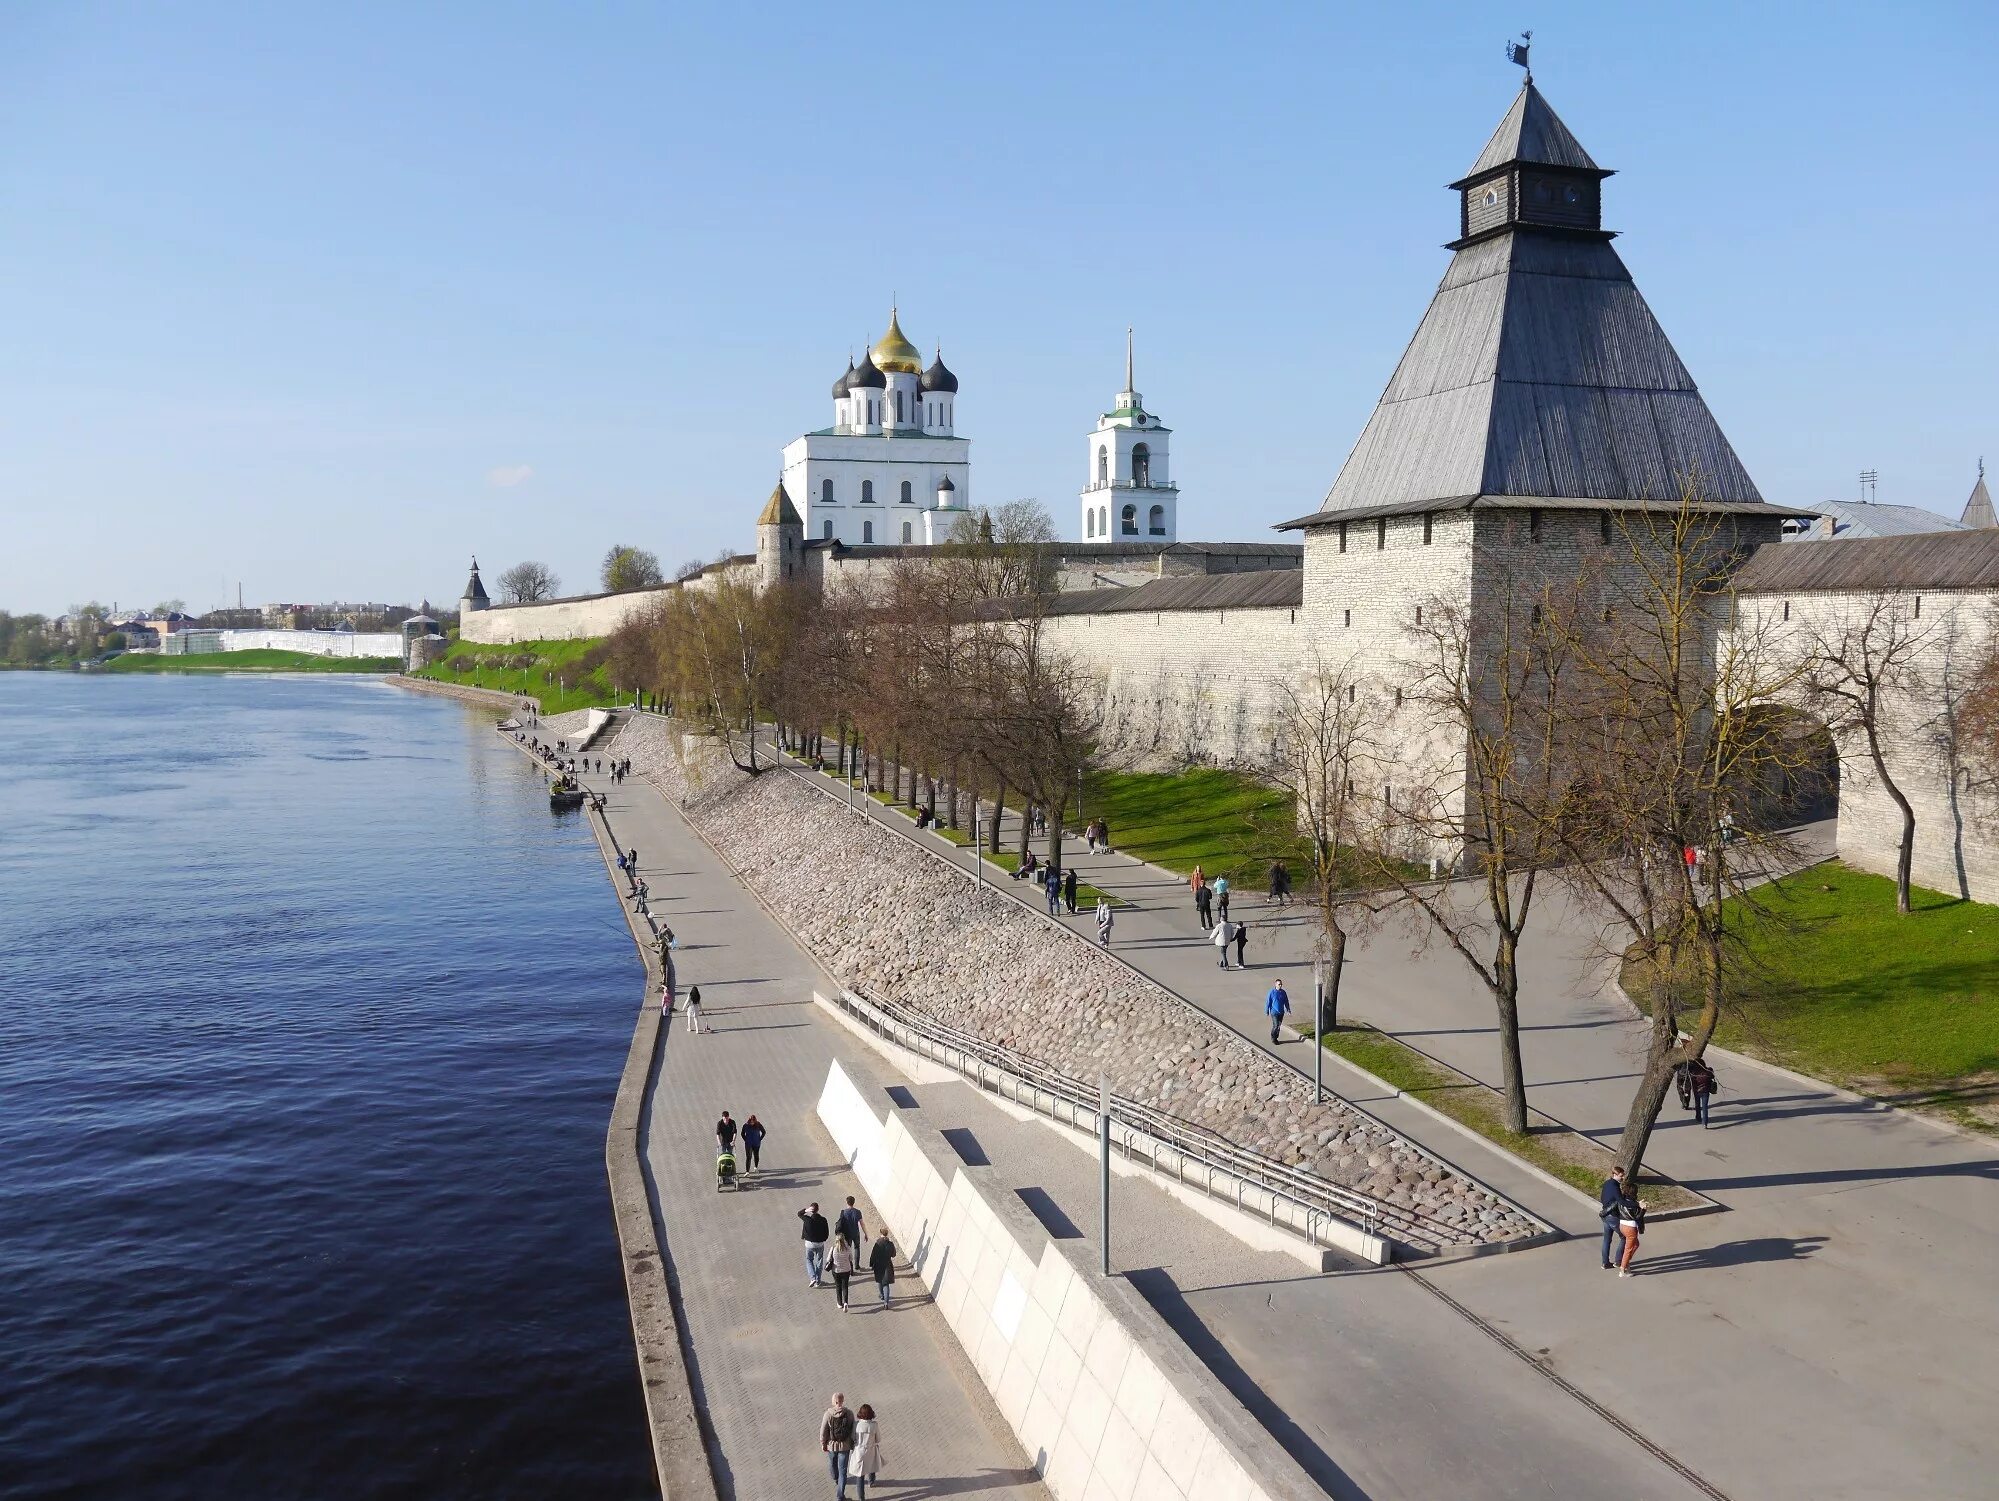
xmin=990 ymin=782 xmax=1006 ymax=854
xmin=1866 ymin=730 xmax=1917 ymax=913
xmin=1046 ymin=787 xmax=1067 ymax=875
xmin=1320 ymin=923 xmax=1347 ymax=1033
xmin=1493 ymin=937 xmax=1529 ymax=1135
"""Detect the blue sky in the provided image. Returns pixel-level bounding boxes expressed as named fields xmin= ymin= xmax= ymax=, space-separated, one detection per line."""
xmin=1 ymin=1 xmax=1993 ymax=614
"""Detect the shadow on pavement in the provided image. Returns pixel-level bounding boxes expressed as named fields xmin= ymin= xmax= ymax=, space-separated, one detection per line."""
xmin=1635 ymin=1235 xmax=1829 ymax=1273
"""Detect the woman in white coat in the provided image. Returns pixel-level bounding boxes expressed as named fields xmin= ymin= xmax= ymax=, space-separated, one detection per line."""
xmin=852 ymin=1404 xmax=882 ymax=1498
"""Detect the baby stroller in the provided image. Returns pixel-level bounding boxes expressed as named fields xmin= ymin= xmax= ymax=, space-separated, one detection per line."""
xmin=715 ymin=1149 xmax=738 ymax=1191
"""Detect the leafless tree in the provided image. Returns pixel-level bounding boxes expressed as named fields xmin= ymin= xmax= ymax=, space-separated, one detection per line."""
xmin=1801 ymin=590 xmax=1934 ymax=912
xmin=497 ymin=560 xmax=559 ymax=603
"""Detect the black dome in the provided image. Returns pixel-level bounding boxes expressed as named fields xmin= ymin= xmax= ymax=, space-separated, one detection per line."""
xmin=936 ymin=474 xmax=956 ymax=492
xmin=831 ymin=358 xmax=855 ymax=397
xmin=847 ymin=351 xmax=886 ymax=389
xmin=921 ymin=351 xmax=958 ymax=393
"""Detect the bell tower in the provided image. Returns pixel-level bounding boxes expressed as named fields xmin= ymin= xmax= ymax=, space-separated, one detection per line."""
xmin=1081 ymin=329 xmax=1177 ymax=544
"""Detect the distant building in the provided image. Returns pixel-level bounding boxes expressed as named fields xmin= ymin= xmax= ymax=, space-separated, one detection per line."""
xmin=1082 ymin=331 xmax=1178 ymax=544
xmin=1782 ymin=498 xmax=1966 ymax=543
xmin=1963 ymin=463 xmax=1995 ymax=529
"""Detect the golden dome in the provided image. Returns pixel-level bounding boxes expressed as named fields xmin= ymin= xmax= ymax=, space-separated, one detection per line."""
xmin=870 ymin=307 xmax=923 ymax=374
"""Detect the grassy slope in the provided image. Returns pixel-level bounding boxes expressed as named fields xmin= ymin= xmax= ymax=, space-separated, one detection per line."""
xmin=411 ymin=637 xmax=619 ymax=715
xmin=1080 ymin=768 xmax=1308 ymax=889
xmin=103 ymin=649 xmax=399 ymax=673
xmin=1712 ymin=861 xmax=1999 ymax=1113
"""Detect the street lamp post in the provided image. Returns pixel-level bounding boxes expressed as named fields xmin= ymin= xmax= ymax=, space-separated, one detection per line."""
xmin=1313 ymin=958 xmax=1326 ymax=1104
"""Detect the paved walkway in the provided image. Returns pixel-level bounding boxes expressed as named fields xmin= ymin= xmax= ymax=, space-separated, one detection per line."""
xmin=773 ymin=754 xmax=1999 ymax=1500
xmin=577 ymin=762 xmax=1047 ymax=1501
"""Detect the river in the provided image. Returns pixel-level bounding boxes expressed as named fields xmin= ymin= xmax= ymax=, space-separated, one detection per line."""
xmin=0 ymin=672 xmax=653 ymax=1498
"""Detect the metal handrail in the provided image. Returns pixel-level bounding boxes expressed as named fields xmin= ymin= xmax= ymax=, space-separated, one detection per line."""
xmin=823 ymin=983 xmax=1483 ymax=1257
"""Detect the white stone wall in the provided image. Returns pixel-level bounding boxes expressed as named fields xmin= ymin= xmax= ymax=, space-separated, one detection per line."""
xmin=457 ymin=562 xmax=755 ymax=645
xmin=1734 ymin=587 xmax=1999 ymax=902
xmin=817 ymin=1060 xmax=1321 ymax=1501
xmin=193 ymin=628 xmax=404 ymax=657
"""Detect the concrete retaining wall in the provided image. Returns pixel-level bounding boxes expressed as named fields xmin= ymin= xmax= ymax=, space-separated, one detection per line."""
xmin=817 ymin=1059 xmax=1321 ymax=1501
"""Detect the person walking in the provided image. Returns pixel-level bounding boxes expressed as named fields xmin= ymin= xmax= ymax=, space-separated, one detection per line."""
xmin=1215 ymin=874 xmax=1231 ymax=922
xmin=715 ymin=1110 xmax=737 ymax=1159
xmin=1045 ymin=867 xmax=1062 ymax=917
xmin=829 ymin=1234 xmax=857 ymax=1311
xmin=868 ymin=1228 xmax=897 ymax=1308
xmin=634 ymin=877 xmax=649 ymax=916
xmin=1268 ymin=858 xmax=1290 ymax=906
xmin=1195 ymin=882 xmax=1213 ymax=929
xmin=835 ymin=1195 xmax=866 ymax=1253
xmin=1095 ymin=895 xmax=1114 ymax=948
xmin=1063 ymin=865 xmax=1078 ymax=915
xmin=1234 ymin=919 xmax=1250 ymax=968
xmin=740 ymin=1114 xmax=766 ymax=1173
xmin=820 ymin=1392 xmax=857 ymax=1498
xmin=1597 ymin=1167 xmax=1627 ymax=1270
xmin=1616 ymin=1179 xmax=1648 ymax=1278
xmin=1686 ymin=1056 xmax=1719 ymax=1128
xmin=852 ymin=1404 xmax=883 ymax=1499
xmin=1212 ymin=918 xmax=1235 ymax=969
xmin=685 ymin=985 xmax=706 ymax=1034
xmin=799 ymin=1203 xmax=830 ymax=1287
xmin=1265 ymin=978 xmax=1291 ymax=1043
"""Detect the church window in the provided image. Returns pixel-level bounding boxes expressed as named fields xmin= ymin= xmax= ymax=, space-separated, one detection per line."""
xmin=1121 ymin=504 xmax=1137 ymax=535
xmin=822 ymin=478 xmax=833 ymax=504
xmin=823 ymin=520 xmax=833 ymax=539
xmin=1375 ymin=518 xmax=1386 ymax=550
xmin=1100 ymin=506 xmax=1108 ymax=536
xmin=862 ymin=480 xmax=874 ymax=504
xmin=902 ymin=521 xmax=912 ymax=543
xmin=1148 ymin=504 xmax=1165 ymax=535
xmin=1098 ymin=446 xmax=1108 ymax=488
xmin=895 ymin=391 xmax=904 ymax=422
xmin=1338 ymin=522 xmax=1348 ymax=553
xmin=863 ymin=520 xmax=874 ymax=544
xmin=1086 ymin=509 xmax=1095 ymax=538
xmin=1132 ymin=444 xmax=1151 ymax=487
xmin=1422 ymin=514 xmax=1433 ymax=545
xmin=900 ymin=480 xmax=912 ymax=504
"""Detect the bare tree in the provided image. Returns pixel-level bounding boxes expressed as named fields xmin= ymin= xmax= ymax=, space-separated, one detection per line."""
xmin=943 ymin=499 xmax=1060 ymax=600
xmin=1801 ymin=591 xmax=1934 ymax=912
xmin=602 ymin=544 xmax=665 ymax=593
xmin=1258 ymin=652 xmax=1383 ymax=1031
xmin=497 ymin=560 xmax=559 ymax=603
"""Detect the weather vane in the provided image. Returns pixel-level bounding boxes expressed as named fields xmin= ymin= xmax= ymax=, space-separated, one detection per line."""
xmin=1506 ymin=30 xmax=1533 ymax=82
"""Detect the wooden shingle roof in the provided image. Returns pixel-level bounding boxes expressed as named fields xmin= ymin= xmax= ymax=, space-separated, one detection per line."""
xmin=1732 ymin=529 xmax=1999 ymax=594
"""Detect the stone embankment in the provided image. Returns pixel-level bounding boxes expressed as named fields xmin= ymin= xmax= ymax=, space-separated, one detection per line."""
xmin=387 ymin=674 xmax=535 ymax=712
xmin=611 ymin=715 xmax=1539 ymax=1250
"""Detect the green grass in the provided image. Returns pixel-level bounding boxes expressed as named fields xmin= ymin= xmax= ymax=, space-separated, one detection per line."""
xmin=1080 ymin=768 xmax=1309 ymax=889
xmin=102 ymin=649 xmax=400 ymax=673
xmin=1695 ymin=861 xmax=1999 ymax=1122
xmin=844 ymin=778 xmax=1121 ymax=905
xmin=412 ymin=636 xmax=620 ymax=714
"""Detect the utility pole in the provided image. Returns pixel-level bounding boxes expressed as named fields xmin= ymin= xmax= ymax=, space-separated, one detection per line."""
xmin=1313 ymin=958 xmax=1325 ymax=1104
xmin=1098 ymin=1074 xmax=1112 ymax=1276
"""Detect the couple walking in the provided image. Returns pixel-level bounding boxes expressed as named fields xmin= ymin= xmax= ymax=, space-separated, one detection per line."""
xmin=1599 ymin=1165 xmax=1649 ymax=1276
xmin=800 ymin=1197 xmax=899 ymax=1311
xmin=818 ymin=1393 xmax=885 ymax=1498
xmin=1190 ymin=866 xmax=1232 ymax=927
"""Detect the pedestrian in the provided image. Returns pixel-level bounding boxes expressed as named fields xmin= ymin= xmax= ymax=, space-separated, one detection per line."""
xmin=829 ymin=1234 xmax=856 ymax=1310
xmin=835 ymin=1195 xmax=865 ymax=1252
xmin=1095 ymin=895 xmax=1114 ymax=948
xmin=868 ymin=1227 xmax=897 ymax=1307
xmin=659 ymin=976 xmax=674 ymax=1016
xmin=1215 ymin=874 xmax=1231 ymax=921
xmin=715 ymin=1110 xmax=737 ymax=1157
xmin=1063 ymin=865 xmax=1078 ymax=915
xmin=741 ymin=1114 xmax=765 ymax=1173
xmin=1597 ymin=1167 xmax=1626 ymax=1270
xmin=820 ymin=1392 xmax=857 ymax=1497
xmin=1265 ymin=977 xmax=1291 ymax=1043
xmin=852 ymin=1403 xmax=883 ymax=1498
xmin=617 ymin=851 xmax=629 ymax=881
xmin=1269 ymin=859 xmax=1290 ymax=905
xmin=628 ymin=847 xmax=639 ymax=873
xmin=685 ymin=984 xmax=705 ymax=1034
xmin=799 ymin=1203 xmax=830 ymax=1286
xmin=634 ymin=877 xmax=649 ymax=915
xmin=1195 ymin=883 xmax=1213 ymax=928
xmin=1234 ymin=919 xmax=1250 ymax=968
xmin=1686 ymin=1056 xmax=1719 ymax=1128
xmin=1616 ymin=1179 xmax=1648 ymax=1278
xmin=1045 ymin=868 xmax=1062 ymax=917
xmin=1212 ymin=919 xmax=1235 ymax=969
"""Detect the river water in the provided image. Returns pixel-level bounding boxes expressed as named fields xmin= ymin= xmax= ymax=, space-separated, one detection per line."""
xmin=0 ymin=673 xmax=653 ymax=1499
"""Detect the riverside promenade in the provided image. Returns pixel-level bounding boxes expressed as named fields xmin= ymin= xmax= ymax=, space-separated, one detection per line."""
xmin=770 ymin=753 xmax=1999 ymax=1501
xmin=571 ymin=756 xmax=1048 ymax=1500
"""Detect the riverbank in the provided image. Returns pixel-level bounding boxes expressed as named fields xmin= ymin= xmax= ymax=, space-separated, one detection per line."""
xmin=99 ymin=648 xmax=401 ymax=673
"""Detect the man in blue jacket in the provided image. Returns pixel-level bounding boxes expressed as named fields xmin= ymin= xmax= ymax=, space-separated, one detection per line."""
xmin=1598 ymin=1166 xmax=1628 ymax=1269
xmin=1265 ymin=979 xmax=1291 ymax=1044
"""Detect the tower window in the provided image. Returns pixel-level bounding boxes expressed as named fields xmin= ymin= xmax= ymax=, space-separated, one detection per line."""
xmin=1783 ymin=601 xmax=1790 ymax=621
xmin=900 ymin=480 xmax=912 ymax=504
xmin=863 ymin=520 xmax=874 ymax=544
xmin=1343 ymin=608 xmax=1351 ymax=627
xmin=1375 ymin=518 xmax=1387 ymax=550
xmin=895 ymin=391 xmax=903 ymax=422
xmin=1599 ymin=512 xmax=1612 ymax=543
xmin=821 ymin=478 xmax=833 ymax=504
xmin=1423 ymin=514 xmax=1434 ymax=545
xmin=1098 ymin=446 xmax=1108 ymax=487
xmin=901 ymin=521 xmax=912 ymax=543
xmin=1529 ymin=508 xmax=1544 ymax=541
xmin=1100 ymin=506 xmax=1108 ymax=537
xmin=1121 ymin=504 xmax=1137 ymax=536
xmin=1415 ymin=605 xmax=1423 ymax=625
xmin=1148 ymin=504 xmax=1165 ymax=535
xmin=1086 ymin=509 xmax=1096 ymax=539
xmin=862 ymin=480 xmax=874 ymax=504
xmin=1338 ymin=522 xmax=1348 ymax=553
xmin=1132 ymin=443 xmax=1151 ymax=487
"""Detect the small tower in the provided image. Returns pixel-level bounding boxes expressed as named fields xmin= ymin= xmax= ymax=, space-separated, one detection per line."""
xmin=872 ymin=307 xmax=924 ymax=433
xmin=757 ymin=479 xmax=804 ymax=590
xmin=459 ymin=557 xmax=489 ymax=617
xmin=1962 ymin=460 xmax=1995 ymax=529
xmin=847 ymin=349 xmax=886 ymax=434
xmin=830 ymin=355 xmax=856 ymax=431
xmin=921 ymin=346 xmax=958 ymax=434
xmin=1082 ymin=329 xmax=1176 ymax=543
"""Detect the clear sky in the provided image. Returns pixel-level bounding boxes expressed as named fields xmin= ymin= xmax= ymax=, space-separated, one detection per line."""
xmin=1 ymin=1 xmax=1993 ymax=615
